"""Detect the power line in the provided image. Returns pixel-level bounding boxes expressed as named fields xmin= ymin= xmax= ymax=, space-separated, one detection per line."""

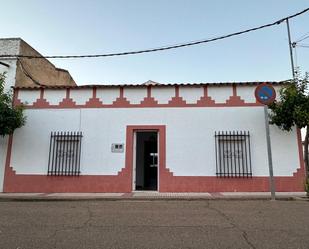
xmin=0 ymin=61 xmax=9 ymax=67
xmin=1 ymin=7 xmax=309 ymax=60
xmin=297 ymin=44 xmax=309 ymax=48
xmin=295 ymin=34 xmax=309 ymax=43
xmin=295 ymin=32 xmax=309 ymax=42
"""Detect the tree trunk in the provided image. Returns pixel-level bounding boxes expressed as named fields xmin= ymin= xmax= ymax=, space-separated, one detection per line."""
xmin=304 ymin=126 xmax=309 ymax=177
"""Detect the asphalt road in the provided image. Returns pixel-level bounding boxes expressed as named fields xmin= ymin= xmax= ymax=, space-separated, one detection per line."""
xmin=0 ymin=199 xmax=308 ymax=249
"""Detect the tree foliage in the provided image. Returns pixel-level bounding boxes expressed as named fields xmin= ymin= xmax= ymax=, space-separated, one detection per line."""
xmin=269 ymin=72 xmax=309 ymax=174
xmin=0 ymin=73 xmax=26 ymax=136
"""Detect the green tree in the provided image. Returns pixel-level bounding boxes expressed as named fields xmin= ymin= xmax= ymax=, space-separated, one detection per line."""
xmin=0 ymin=72 xmax=26 ymax=136
xmin=269 ymin=72 xmax=309 ymax=176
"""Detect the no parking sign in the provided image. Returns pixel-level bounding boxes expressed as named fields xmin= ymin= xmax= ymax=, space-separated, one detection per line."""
xmin=254 ymin=83 xmax=276 ymax=199
xmin=254 ymin=83 xmax=276 ymax=105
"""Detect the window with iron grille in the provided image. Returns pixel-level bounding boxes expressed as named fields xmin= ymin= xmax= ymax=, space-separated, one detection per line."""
xmin=215 ymin=131 xmax=252 ymax=178
xmin=48 ymin=131 xmax=82 ymax=176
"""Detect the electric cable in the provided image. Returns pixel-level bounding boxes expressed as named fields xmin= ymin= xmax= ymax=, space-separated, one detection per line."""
xmin=295 ymin=32 xmax=309 ymax=43
xmin=0 ymin=7 xmax=308 ymax=60
xmin=0 ymin=61 xmax=10 ymax=67
xmin=296 ymin=44 xmax=309 ymax=48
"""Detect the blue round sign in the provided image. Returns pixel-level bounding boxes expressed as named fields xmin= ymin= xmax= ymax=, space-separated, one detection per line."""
xmin=255 ymin=84 xmax=276 ymax=105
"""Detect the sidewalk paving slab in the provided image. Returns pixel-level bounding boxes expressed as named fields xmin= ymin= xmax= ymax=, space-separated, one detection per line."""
xmin=0 ymin=192 xmax=307 ymax=201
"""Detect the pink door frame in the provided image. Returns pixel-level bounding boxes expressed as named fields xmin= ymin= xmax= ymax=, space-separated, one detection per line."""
xmin=126 ymin=125 xmax=166 ymax=192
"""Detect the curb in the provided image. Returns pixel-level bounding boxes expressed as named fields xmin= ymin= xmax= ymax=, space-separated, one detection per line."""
xmin=0 ymin=195 xmax=306 ymax=202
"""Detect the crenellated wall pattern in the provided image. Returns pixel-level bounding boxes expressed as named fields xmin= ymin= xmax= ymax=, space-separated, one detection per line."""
xmin=14 ymin=84 xmax=282 ymax=108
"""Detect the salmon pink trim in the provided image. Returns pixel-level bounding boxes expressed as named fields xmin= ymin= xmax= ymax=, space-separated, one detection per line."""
xmin=3 ymin=130 xmax=133 ymax=193
xmin=140 ymin=86 xmax=158 ymax=106
xmin=226 ymin=84 xmax=246 ymax=106
xmin=196 ymin=86 xmax=216 ymax=106
xmin=85 ymin=87 xmax=104 ymax=107
xmin=159 ymin=128 xmax=305 ymax=192
xmin=3 ymin=124 xmax=306 ymax=193
xmin=16 ymin=86 xmax=263 ymax=109
xmin=13 ymin=89 xmax=22 ymax=106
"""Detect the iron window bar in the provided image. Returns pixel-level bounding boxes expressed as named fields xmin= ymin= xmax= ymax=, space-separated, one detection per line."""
xmin=48 ymin=131 xmax=82 ymax=176
xmin=215 ymin=131 xmax=252 ymax=178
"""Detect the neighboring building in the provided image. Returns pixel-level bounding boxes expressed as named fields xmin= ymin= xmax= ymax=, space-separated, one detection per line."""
xmin=0 ymin=38 xmax=76 ymax=192
xmin=0 ymin=38 xmax=76 ymax=90
xmin=0 ymin=39 xmax=306 ymax=193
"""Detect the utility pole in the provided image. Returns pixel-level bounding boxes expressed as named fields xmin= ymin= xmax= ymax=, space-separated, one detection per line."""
xmin=286 ymin=18 xmax=295 ymax=79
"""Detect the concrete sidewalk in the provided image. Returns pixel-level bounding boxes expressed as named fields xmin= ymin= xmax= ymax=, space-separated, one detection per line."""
xmin=0 ymin=191 xmax=307 ymax=201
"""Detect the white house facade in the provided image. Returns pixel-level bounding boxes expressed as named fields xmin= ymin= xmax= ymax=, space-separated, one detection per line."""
xmin=0 ymin=83 xmax=306 ymax=193
xmin=0 ymin=38 xmax=305 ymax=193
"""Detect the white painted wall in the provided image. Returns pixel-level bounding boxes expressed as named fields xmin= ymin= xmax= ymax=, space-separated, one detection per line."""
xmin=11 ymin=110 xmax=81 ymax=174
xmin=19 ymin=90 xmax=40 ymax=105
xmin=96 ymin=88 xmax=119 ymax=104
xmin=151 ymin=87 xmax=175 ymax=104
xmin=124 ymin=87 xmax=147 ymax=104
xmin=179 ymin=86 xmax=203 ymax=104
xmin=208 ymin=85 xmax=233 ymax=103
xmin=44 ymin=89 xmax=66 ymax=105
xmin=10 ymin=106 xmax=300 ymax=177
xmin=0 ymin=39 xmax=20 ymax=91
xmin=237 ymin=86 xmax=256 ymax=103
xmin=70 ymin=89 xmax=92 ymax=105
xmin=0 ymin=61 xmax=17 ymax=92
xmin=0 ymin=136 xmax=8 ymax=192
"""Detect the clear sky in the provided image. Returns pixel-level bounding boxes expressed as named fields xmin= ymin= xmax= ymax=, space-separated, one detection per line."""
xmin=1 ymin=0 xmax=309 ymax=85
